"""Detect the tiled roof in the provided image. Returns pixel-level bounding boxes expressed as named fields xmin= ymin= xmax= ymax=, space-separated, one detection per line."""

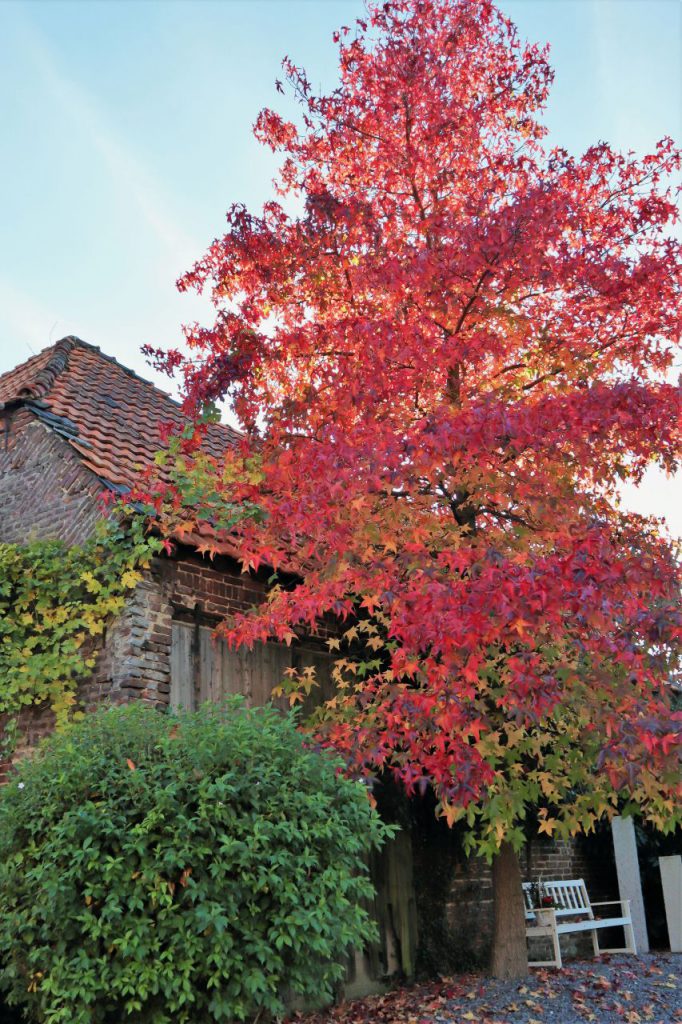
xmin=0 ymin=337 xmax=239 ymax=491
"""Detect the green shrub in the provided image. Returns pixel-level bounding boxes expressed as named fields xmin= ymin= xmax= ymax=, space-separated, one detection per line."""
xmin=0 ymin=700 xmax=391 ymax=1023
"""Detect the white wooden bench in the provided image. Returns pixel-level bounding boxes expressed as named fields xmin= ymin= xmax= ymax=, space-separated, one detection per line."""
xmin=522 ymin=878 xmax=637 ymax=969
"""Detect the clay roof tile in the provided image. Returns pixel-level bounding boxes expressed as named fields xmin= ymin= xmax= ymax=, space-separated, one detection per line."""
xmin=0 ymin=336 xmax=238 ymax=491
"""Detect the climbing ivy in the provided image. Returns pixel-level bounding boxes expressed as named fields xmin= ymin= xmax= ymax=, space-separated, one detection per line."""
xmin=0 ymin=513 xmax=161 ymax=742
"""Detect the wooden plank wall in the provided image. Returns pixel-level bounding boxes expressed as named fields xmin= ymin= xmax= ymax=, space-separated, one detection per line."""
xmin=170 ymin=621 xmax=333 ymax=712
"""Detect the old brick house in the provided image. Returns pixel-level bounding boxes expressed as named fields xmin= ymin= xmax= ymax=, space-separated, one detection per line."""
xmin=0 ymin=336 xmax=617 ymax=976
xmin=0 ymin=336 xmax=335 ymax=730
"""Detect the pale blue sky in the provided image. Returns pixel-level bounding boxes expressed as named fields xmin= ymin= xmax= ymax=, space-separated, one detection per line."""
xmin=0 ymin=0 xmax=680 ymax=531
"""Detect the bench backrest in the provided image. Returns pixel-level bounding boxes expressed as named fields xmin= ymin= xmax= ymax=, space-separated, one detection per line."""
xmin=522 ymin=879 xmax=593 ymax=919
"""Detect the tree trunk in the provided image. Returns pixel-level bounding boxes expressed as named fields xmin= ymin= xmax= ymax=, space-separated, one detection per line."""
xmin=490 ymin=841 xmax=529 ymax=978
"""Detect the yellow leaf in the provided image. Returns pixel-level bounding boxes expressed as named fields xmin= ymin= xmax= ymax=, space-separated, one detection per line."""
xmin=440 ymin=801 xmax=465 ymax=827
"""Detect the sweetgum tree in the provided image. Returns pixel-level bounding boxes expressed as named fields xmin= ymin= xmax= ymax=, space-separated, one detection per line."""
xmin=143 ymin=0 xmax=681 ymax=977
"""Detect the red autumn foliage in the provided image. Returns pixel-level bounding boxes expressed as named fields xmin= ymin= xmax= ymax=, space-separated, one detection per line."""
xmin=139 ymin=0 xmax=681 ymax=856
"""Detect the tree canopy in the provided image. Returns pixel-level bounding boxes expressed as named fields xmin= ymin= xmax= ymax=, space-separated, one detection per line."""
xmin=141 ymin=0 xmax=681 ymax=860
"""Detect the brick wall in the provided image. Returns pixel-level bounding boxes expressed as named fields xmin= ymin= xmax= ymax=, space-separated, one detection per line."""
xmin=170 ymin=552 xmax=335 ymax=639
xmin=527 ymin=836 xmax=606 ymax=893
xmin=0 ymin=410 xmax=103 ymax=545
xmin=171 ymin=552 xmax=268 ymax=622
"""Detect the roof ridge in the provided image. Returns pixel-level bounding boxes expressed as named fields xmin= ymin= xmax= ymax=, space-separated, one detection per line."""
xmin=0 ymin=335 xmax=185 ymax=410
xmin=1 ymin=337 xmax=240 ymax=441
xmin=66 ymin=336 xmax=184 ymax=407
xmin=27 ymin=336 xmax=79 ymax=398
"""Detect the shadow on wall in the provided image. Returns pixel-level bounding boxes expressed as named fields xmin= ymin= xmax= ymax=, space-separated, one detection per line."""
xmin=406 ymin=787 xmax=489 ymax=974
xmin=636 ymin=822 xmax=682 ymax=950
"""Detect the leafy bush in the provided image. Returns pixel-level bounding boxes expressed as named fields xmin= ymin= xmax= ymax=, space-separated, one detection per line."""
xmin=0 ymin=700 xmax=390 ymax=1023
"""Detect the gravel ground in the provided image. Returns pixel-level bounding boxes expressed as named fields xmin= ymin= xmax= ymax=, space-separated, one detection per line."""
xmin=288 ymin=954 xmax=681 ymax=1024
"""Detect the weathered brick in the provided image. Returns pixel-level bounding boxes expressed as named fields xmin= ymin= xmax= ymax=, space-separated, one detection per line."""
xmin=0 ymin=412 xmax=103 ymax=546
